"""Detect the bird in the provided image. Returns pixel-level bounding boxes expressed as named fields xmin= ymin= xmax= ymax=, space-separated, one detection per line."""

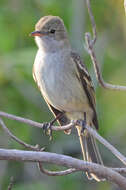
xmin=31 ymin=15 xmax=104 ymax=181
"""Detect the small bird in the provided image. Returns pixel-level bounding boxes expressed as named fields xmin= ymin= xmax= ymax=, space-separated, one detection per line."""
xmin=31 ymin=15 xmax=104 ymax=181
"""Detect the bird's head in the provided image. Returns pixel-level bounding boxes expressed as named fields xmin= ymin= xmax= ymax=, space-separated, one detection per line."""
xmin=31 ymin=15 xmax=70 ymax=52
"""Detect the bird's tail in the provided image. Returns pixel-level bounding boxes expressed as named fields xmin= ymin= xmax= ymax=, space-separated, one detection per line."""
xmin=76 ymin=126 xmax=104 ymax=181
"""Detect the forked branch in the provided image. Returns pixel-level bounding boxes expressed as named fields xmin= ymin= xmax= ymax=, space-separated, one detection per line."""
xmin=0 ymin=111 xmax=126 ymax=188
xmin=0 ymin=111 xmax=126 ymax=167
xmin=0 ymin=148 xmax=126 ymax=189
xmin=85 ymin=0 xmax=126 ymax=91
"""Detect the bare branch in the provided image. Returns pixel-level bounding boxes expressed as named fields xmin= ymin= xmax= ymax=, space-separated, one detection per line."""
xmin=85 ymin=0 xmax=126 ymax=91
xmin=85 ymin=0 xmax=97 ymax=44
xmin=38 ymin=162 xmax=78 ymax=176
xmin=0 ymin=111 xmax=74 ymax=131
xmin=85 ymin=125 xmax=126 ymax=165
xmin=0 ymin=110 xmax=126 ymax=188
xmin=0 ymin=114 xmax=78 ymax=176
xmin=0 ymin=118 xmax=41 ymax=151
xmin=0 ymin=111 xmax=126 ymax=166
xmin=0 ymin=148 xmax=126 ymax=189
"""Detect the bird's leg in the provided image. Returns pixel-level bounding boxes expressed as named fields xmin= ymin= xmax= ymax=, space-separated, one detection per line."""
xmin=43 ymin=112 xmax=64 ymax=140
xmin=81 ymin=112 xmax=87 ymax=134
xmin=77 ymin=112 xmax=87 ymax=134
xmin=76 ymin=112 xmax=87 ymax=134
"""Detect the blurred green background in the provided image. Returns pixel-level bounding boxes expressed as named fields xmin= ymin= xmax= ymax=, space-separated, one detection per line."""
xmin=0 ymin=0 xmax=126 ymax=189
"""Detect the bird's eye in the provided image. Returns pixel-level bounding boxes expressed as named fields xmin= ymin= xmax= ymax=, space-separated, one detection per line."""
xmin=50 ymin=29 xmax=55 ymax=34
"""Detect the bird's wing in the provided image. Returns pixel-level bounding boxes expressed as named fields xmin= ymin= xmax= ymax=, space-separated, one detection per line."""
xmin=71 ymin=51 xmax=99 ymax=130
xmin=43 ymin=100 xmax=71 ymax=134
xmin=44 ymin=100 xmax=71 ymax=134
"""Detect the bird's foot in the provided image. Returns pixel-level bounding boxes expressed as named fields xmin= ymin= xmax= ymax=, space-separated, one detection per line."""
xmin=81 ymin=112 xmax=87 ymax=133
xmin=43 ymin=122 xmax=53 ymax=141
xmin=81 ymin=120 xmax=86 ymax=134
xmin=77 ymin=119 xmax=86 ymax=134
xmin=77 ymin=113 xmax=87 ymax=134
xmin=43 ymin=112 xmax=64 ymax=140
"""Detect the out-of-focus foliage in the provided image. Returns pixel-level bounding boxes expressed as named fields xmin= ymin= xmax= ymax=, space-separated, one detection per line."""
xmin=0 ymin=0 xmax=126 ymax=189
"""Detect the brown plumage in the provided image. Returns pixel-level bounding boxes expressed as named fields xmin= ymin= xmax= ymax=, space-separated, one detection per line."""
xmin=32 ymin=15 xmax=104 ymax=181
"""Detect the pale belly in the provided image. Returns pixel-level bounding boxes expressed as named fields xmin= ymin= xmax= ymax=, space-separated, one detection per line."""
xmin=33 ymin=50 xmax=93 ymax=121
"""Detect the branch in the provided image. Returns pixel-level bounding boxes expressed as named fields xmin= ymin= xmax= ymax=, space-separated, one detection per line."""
xmin=85 ymin=125 xmax=126 ymax=165
xmin=0 ymin=111 xmax=74 ymax=131
xmin=0 ymin=118 xmax=41 ymax=151
xmin=0 ymin=149 xmax=126 ymax=189
xmin=85 ymin=0 xmax=126 ymax=91
xmin=85 ymin=0 xmax=97 ymax=44
xmin=0 ymin=114 xmax=77 ymax=177
xmin=38 ymin=162 xmax=78 ymax=176
xmin=0 ymin=111 xmax=126 ymax=166
xmin=0 ymin=112 xmax=126 ymax=188
xmin=0 ymin=110 xmax=126 ymax=188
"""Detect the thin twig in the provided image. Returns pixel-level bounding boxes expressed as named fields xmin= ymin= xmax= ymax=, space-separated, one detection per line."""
xmin=8 ymin=177 xmax=14 ymax=190
xmin=85 ymin=125 xmax=126 ymax=165
xmin=38 ymin=145 xmax=78 ymax=176
xmin=85 ymin=33 xmax=126 ymax=91
xmin=0 ymin=111 xmax=74 ymax=131
xmin=85 ymin=0 xmax=97 ymax=45
xmin=38 ymin=162 xmax=78 ymax=176
xmin=0 ymin=148 xmax=126 ymax=189
xmin=85 ymin=0 xmax=126 ymax=91
xmin=0 ymin=118 xmax=41 ymax=151
xmin=38 ymin=163 xmax=126 ymax=176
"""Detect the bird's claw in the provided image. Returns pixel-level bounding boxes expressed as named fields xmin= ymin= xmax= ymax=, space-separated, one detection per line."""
xmin=43 ymin=122 xmax=53 ymax=141
xmin=81 ymin=120 xmax=86 ymax=134
xmin=77 ymin=119 xmax=86 ymax=134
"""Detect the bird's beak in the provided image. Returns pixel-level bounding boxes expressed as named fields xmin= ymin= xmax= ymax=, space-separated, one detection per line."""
xmin=30 ymin=31 xmax=48 ymax=37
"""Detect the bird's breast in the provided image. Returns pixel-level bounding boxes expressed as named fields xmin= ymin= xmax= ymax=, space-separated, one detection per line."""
xmin=33 ymin=50 xmax=90 ymax=113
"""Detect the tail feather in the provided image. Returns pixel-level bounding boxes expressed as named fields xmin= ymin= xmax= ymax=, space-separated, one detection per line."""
xmin=76 ymin=126 xmax=104 ymax=181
